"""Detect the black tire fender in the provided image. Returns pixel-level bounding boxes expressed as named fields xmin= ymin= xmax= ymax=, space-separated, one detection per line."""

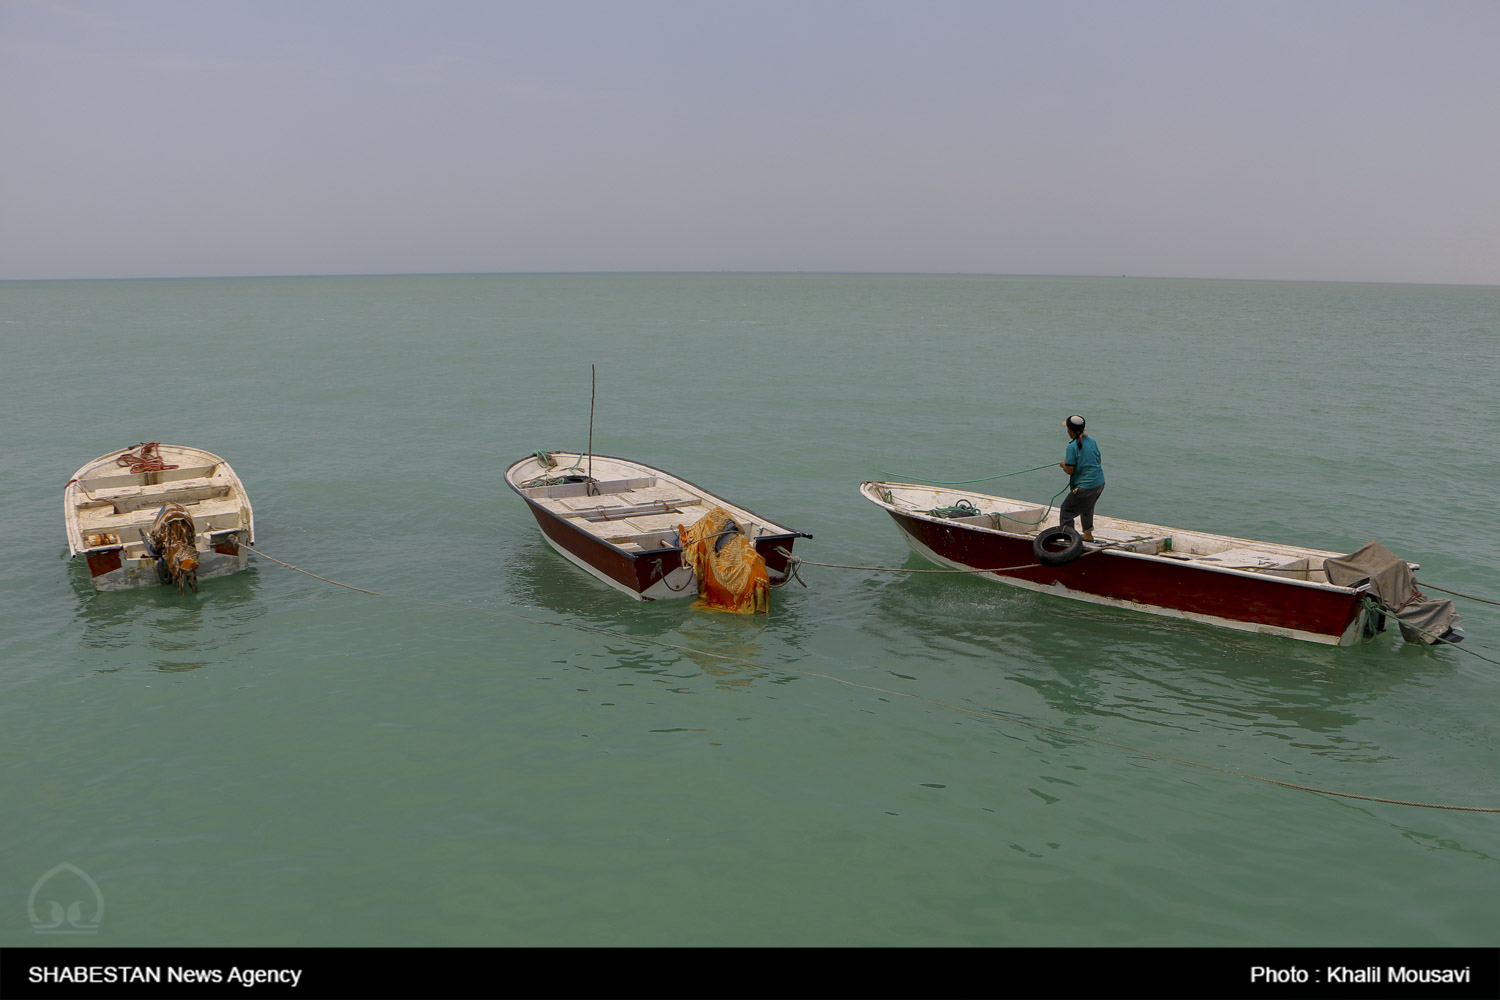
xmin=1033 ymin=525 xmax=1084 ymax=566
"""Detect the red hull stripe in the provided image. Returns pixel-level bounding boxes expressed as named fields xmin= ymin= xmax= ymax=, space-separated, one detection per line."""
xmin=895 ymin=511 xmax=1361 ymax=638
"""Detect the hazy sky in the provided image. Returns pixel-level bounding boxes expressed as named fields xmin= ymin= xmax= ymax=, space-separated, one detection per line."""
xmin=4 ymin=0 xmax=1497 ymax=283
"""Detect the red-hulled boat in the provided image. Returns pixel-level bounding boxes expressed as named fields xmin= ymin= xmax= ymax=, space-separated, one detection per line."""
xmin=507 ymin=452 xmax=810 ymax=604
xmin=861 ymin=481 xmax=1460 ymax=646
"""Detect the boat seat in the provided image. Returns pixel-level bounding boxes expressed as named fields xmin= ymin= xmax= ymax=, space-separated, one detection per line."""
xmin=1089 ymin=532 xmax=1172 ymax=555
xmin=941 ymin=512 xmax=1001 ymax=528
xmin=991 ymin=509 xmax=1047 ymax=533
xmin=1191 ymin=546 xmax=1284 ymax=570
xmin=604 ymin=511 xmax=696 ymax=533
xmin=105 ymin=482 xmax=232 ymax=514
xmin=76 ymin=464 xmax=220 ymax=494
xmin=76 ymin=495 xmax=244 ymax=536
xmin=522 ymin=476 xmax=657 ymax=499
xmin=564 ymin=496 xmax=702 ymax=520
xmin=1257 ymin=556 xmax=1328 ymax=581
xmin=604 ymin=530 xmax=682 ymax=551
xmin=619 ymin=485 xmax=695 ymax=505
xmin=189 ymin=498 xmax=248 ymax=536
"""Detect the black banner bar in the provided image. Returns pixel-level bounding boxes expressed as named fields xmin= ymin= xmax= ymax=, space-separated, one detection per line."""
xmin=2 ymin=947 xmax=1496 ymax=1000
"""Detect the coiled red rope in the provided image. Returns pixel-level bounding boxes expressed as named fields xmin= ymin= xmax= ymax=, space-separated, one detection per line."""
xmin=115 ymin=442 xmax=179 ymax=475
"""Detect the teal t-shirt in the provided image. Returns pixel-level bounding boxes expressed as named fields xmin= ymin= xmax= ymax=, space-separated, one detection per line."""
xmin=1064 ymin=435 xmax=1105 ymax=490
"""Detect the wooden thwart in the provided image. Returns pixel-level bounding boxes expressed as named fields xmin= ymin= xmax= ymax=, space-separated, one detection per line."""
xmin=564 ymin=497 xmax=702 ymax=521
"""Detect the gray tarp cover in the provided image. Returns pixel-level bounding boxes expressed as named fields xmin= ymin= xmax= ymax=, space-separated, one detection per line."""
xmin=1324 ymin=541 xmax=1460 ymax=644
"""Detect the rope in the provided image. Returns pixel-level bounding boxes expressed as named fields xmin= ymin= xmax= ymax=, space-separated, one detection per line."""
xmin=883 ymin=483 xmax=1071 ymax=527
xmin=64 ymin=478 xmax=98 ymax=500
xmin=774 ymin=535 xmax=1142 ymax=577
xmin=782 ymin=553 xmax=1046 ymax=575
xmin=115 ymin=442 xmax=178 ymax=475
xmin=878 ymin=462 xmax=1056 ymax=486
xmin=520 ymin=449 xmax=588 ymax=489
xmin=245 ymin=546 xmax=1498 ymax=813
xmin=660 ymin=569 xmax=696 ymax=593
xmin=1361 ymin=596 xmax=1500 ymax=667
xmin=999 ymin=486 xmax=1070 ymax=526
xmin=961 ymin=714 xmax=1500 ymax=813
xmin=249 ymin=549 xmax=383 ymax=595
xmin=770 ymin=557 xmax=807 ymax=589
xmin=1416 ymin=581 xmax=1500 ymax=608
xmin=927 ymin=500 xmax=981 ymax=518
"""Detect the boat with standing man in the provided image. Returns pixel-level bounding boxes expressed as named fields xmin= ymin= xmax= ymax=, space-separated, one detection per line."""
xmin=861 ymin=480 xmax=1462 ymax=646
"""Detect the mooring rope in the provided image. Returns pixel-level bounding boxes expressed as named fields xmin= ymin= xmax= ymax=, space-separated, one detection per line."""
xmin=780 ymin=554 xmax=1046 ymax=575
xmin=879 ymin=482 xmax=1071 ymax=528
xmin=1416 ymin=581 xmax=1500 ymax=608
xmin=877 ymin=462 xmax=1056 ymax=486
xmin=250 ymin=549 xmax=383 ymax=595
xmin=1360 ymin=596 xmax=1500 ymax=667
xmin=246 ymin=546 xmax=1497 ymax=814
xmin=773 ymin=535 xmax=1141 ymax=576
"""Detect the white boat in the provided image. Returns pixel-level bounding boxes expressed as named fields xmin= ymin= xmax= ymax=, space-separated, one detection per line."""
xmin=506 ymin=452 xmax=810 ymax=605
xmin=64 ymin=443 xmax=255 ymax=592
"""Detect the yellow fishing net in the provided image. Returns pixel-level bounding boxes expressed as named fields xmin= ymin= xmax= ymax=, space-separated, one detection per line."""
xmin=678 ymin=507 xmax=770 ymax=614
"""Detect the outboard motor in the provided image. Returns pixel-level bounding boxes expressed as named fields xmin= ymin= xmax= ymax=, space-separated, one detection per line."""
xmin=149 ymin=502 xmax=199 ymax=593
xmin=1325 ymin=542 xmax=1462 ymax=644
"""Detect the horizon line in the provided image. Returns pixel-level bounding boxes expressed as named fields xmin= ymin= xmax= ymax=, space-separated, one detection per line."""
xmin=3 ymin=269 xmax=1495 ymax=289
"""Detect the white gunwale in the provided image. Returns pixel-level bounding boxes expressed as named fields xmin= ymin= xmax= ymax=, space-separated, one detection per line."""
xmin=862 ymin=481 xmax=1358 ymax=589
xmin=64 ymin=444 xmax=255 ymax=590
xmin=507 ymin=452 xmax=798 ymax=557
xmin=862 ymin=480 xmax=1373 ymax=645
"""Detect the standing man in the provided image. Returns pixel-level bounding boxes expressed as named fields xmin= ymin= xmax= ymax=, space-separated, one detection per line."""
xmin=1058 ymin=414 xmax=1105 ymax=541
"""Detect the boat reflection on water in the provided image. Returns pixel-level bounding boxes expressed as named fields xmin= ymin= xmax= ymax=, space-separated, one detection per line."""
xmin=865 ymin=551 xmax=1444 ymax=754
xmin=73 ymin=566 xmax=264 ymax=673
xmin=501 ymin=534 xmax=815 ymax=693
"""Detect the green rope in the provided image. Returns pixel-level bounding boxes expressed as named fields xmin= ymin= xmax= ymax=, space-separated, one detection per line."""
xmin=1007 ymin=486 xmax=1071 ymax=525
xmin=878 ymin=462 xmax=1056 ymax=486
xmin=521 ymin=449 xmax=588 ymax=489
xmin=877 ymin=462 xmax=1069 ymax=527
xmin=1361 ymin=597 xmax=1500 ymax=667
xmin=927 ymin=500 xmax=982 ymax=518
xmin=884 ymin=484 xmax=1070 ymax=527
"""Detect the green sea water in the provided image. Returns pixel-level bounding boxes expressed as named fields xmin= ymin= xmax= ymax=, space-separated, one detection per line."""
xmin=2 ymin=273 xmax=1497 ymax=948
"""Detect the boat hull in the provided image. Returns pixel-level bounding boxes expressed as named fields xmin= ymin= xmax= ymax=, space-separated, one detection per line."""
xmin=524 ymin=502 xmax=803 ymax=601
xmin=508 ymin=453 xmax=807 ymax=602
xmin=65 ymin=444 xmax=255 ymax=593
xmin=872 ymin=491 xmax=1367 ymax=645
xmin=83 ymin=546 xmax=252 ymax=592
